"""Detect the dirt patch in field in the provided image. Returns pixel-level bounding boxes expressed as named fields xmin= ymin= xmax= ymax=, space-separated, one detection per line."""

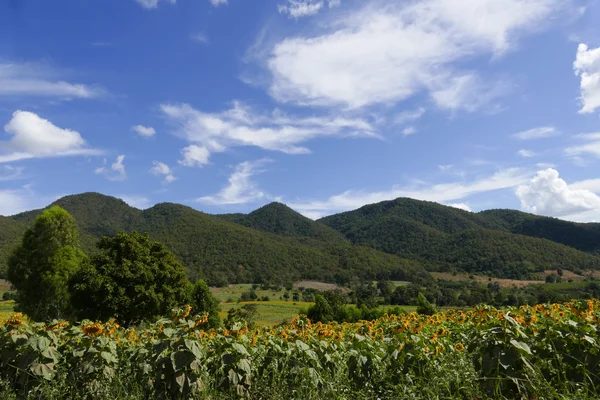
xmin=431 ymin=272 xmax=544 ymax=288
xmin=294 ymin=281 xmax=341 ymax=292
xmin=532 ymin=270 xmax=586 ymax=281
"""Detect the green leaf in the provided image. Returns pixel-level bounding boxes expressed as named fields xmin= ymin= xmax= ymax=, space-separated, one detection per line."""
xmin=184 ymin=339 xmax=203 ymax=359
xmin=100 ymin=351 xmax=118 ymax=364
xmin=172 ymin=350 xmax=195 ymax=371
xmin=162 ymin=328 xmax=175 ymax=338
xmin=222 ymin=353 xmax=236 ymax=366
xmin=175 ymin=371 xmax=187 ymax=391
xmin=510 ymin=339 xmax=532 ymax=355
xmin=41 ymin=346 xmax=61 ymax=363
xmin=238 ymin=359 xmax=251 ymax=375
xmin=232 ymin=343 xmax=249 ymax=356
xmin=30 ymin=362 xmax=55 ymax=380
xmin=72 ymin=349 xmax=86 ymax=358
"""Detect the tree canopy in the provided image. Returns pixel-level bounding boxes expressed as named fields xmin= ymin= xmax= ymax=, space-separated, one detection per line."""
xmin=7 ymin=206 xmax=84 ymax=321
xmin=69 ymin=231 xmax=190 ymax=325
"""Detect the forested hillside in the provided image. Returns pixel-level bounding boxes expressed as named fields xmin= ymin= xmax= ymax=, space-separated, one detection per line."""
xmin=216 ymin=202 xmax=347 ymax=245
xmin=0 ymin=193 xmax=425 ymax=285
xmin=319 ymin=197 xmax=600 ymax=278
xmin=4 ymin=193 xmax=600 ymax=284
xmin=479 ymin=209 xmax=600 ymax=254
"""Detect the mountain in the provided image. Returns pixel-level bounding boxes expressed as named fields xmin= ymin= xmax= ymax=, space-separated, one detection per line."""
xmin=0 ymin=217 xmax=25 ymax=274
xmin=4 ymin=193 xmax=600 ymax=284
xmin=319 ymin=198 xmax=600 ymax=279
xmin=1 ymin=193 xmax=426 ymax=285
xmin=478 ymin=209 xmax=600 ymax=255
xmin=216 ymin=202 xmax=347 ymax=245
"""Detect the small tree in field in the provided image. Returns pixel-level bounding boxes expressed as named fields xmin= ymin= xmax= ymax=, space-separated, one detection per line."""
xmin=191 ymin=279 xmax=221 ymax=328
xmin=69 ymin=231 xmax=190 ymax=326
xmin=7 ymin=206 xmax=84 ymax=321
xmin=416 ymin=292 xmax=436 ymax=316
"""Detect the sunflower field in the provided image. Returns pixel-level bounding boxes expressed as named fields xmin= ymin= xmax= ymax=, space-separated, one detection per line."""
xmin=1 ymin=301 xmax=600 ymax=399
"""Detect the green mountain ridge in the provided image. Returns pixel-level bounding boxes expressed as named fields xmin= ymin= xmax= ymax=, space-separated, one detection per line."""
xmin=3 ymin=193 xmax=600 ymax=284
xmin=318 ymin=197 xmax=600 ymax=279
xmin=1 ymin=193 xmax=425 ymax=285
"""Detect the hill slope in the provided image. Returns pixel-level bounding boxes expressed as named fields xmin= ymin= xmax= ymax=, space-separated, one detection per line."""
xmin=216 ymin=202 xmax=347 ymax=245
xmin=1 ymin=194 xmax=426 ymax=285
xmin=478 ymin=209 xmax=600 ymax=254
xmin=319 ymin=198 xmax=600 ymax=278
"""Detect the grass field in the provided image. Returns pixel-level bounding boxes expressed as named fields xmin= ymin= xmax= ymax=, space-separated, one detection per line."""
xmin=218 ymin=300 xmax=313 ymax=326
xmin=210 ymin=284 xmax=287 ymax=303
xmin=0 ymin=300 xmax=15 ymax=323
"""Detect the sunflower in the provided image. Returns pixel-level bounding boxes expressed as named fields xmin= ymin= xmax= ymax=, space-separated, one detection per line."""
xmin=454 ymin=343 xmax=465 ymax=352
xmin=83 ymin=323 xmax=104 ymax=336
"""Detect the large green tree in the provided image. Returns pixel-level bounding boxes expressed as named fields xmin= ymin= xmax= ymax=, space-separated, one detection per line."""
xmin=69 ymin=231 xmax=190 ymax=325
xmin=7 ymin=206 xmax=84 ymax=321
xmin=190 ymin=279 xmax=221 ymax=328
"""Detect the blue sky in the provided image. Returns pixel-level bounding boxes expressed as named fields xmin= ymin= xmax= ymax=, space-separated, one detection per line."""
xmin=1 ymin=0 xmax=600 ymax=221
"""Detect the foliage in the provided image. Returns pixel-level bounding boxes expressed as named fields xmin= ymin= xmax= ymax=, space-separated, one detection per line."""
xmin=1 ymin=193 xmax=429 ymax=286
xmin=190 ymin=280 xmax=221 ymax=329
xmin=2 ymin=301 xmax=600 ymax=399
xmin=416 ymin=293 xmax=436 ymax=315
xmin=69 ymin=232 xmax=190 ymax=326
xmin=320 ymin=197 xmax=600 ymax=278
xmin=218 ymin=202 xmax=347 ymax=244
xmin=481 ymin=208 xmax=600 ymax=254
xmin=6 ymin=206 xmax=84 ymax=321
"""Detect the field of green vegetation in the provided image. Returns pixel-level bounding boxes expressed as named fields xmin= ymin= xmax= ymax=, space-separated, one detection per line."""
xmin=2 ymin=300 xmax=600 ymax=399
xmin=3 ymin=195 xmax=600 ymax=397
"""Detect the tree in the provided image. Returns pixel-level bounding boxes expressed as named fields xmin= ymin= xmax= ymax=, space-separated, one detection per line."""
xmin=224 ymin=304 xmax=257 ymax=330
xmin=416 ymin=292 xmax=436 ymax=316
xmin=191 ymin=279 xmax=221 ymax=328
xmin=7 ymin=206 xmax=84 ymax=321
xmin=307 ymin=295 xmax=334 ymax=323
xmin=69 ymin=231 xmax=190 ymax=325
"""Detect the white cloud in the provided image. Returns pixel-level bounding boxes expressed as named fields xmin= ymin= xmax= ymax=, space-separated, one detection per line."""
xmin=570 ymin=177 xmax=600 ymax=193
xmin=516 ymin=168 xmax=600 ymax=217
xmin=402 ymin=126 xmax=416 ymax=136
xmin=278 ymin=0 xmax=340 ymax=18
xmin=517 ymin=149 xmax=536 ymax=158
xmin=395 ymin=108 xmax=426 ymax=124
xmin=191 ymin=33 xmax=209 ymax=44
xmin=1 ymin=111 xmax=100 ymax=163
xmin=438 ymin=164 xmax=453 ymax=171
xmin=134 ymin=0 xmax=176 ymax=9
xmin=209 ymin=0 xmax=227 ymax=6
xmin=511 ymin=126 xmax=559 ymax=140
xmin=289 ymin=167 xmax=531 ymax=218
xmin=266 ymin=0 xmax=568 ymax=109
xmin=574 ymin=43 xmax=600 ymax=114
xmin=132 ymin=125 xmax=156 ymax=138
xmin=565 ymin=132 xmax=600 ymax=158
xmin=536 ymin=162 xmax=556 ymax=168
xmin=150 ymin=161 xmax=176 ymax=184
xmin=116 ymin=195 xmax=152 ymax=210
xmin=198 ymin=159 xmax=270 ymax=205
xmin=95 ymin=155 xmax=127 ymax=181
xmin=179 ymin=145 xmax=211 ymax=167
xmin=446 ymin=202 xmax=472 ymax=212
xmin=429 ymin=73 xmax=509 ymax=112
xmin=0 ymin=62 xmax=102 ymax=99
xmin=161 ymin=101 xmax=376 ymax=162
xmin=0 ymin=165 xmax=24 ymax=181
